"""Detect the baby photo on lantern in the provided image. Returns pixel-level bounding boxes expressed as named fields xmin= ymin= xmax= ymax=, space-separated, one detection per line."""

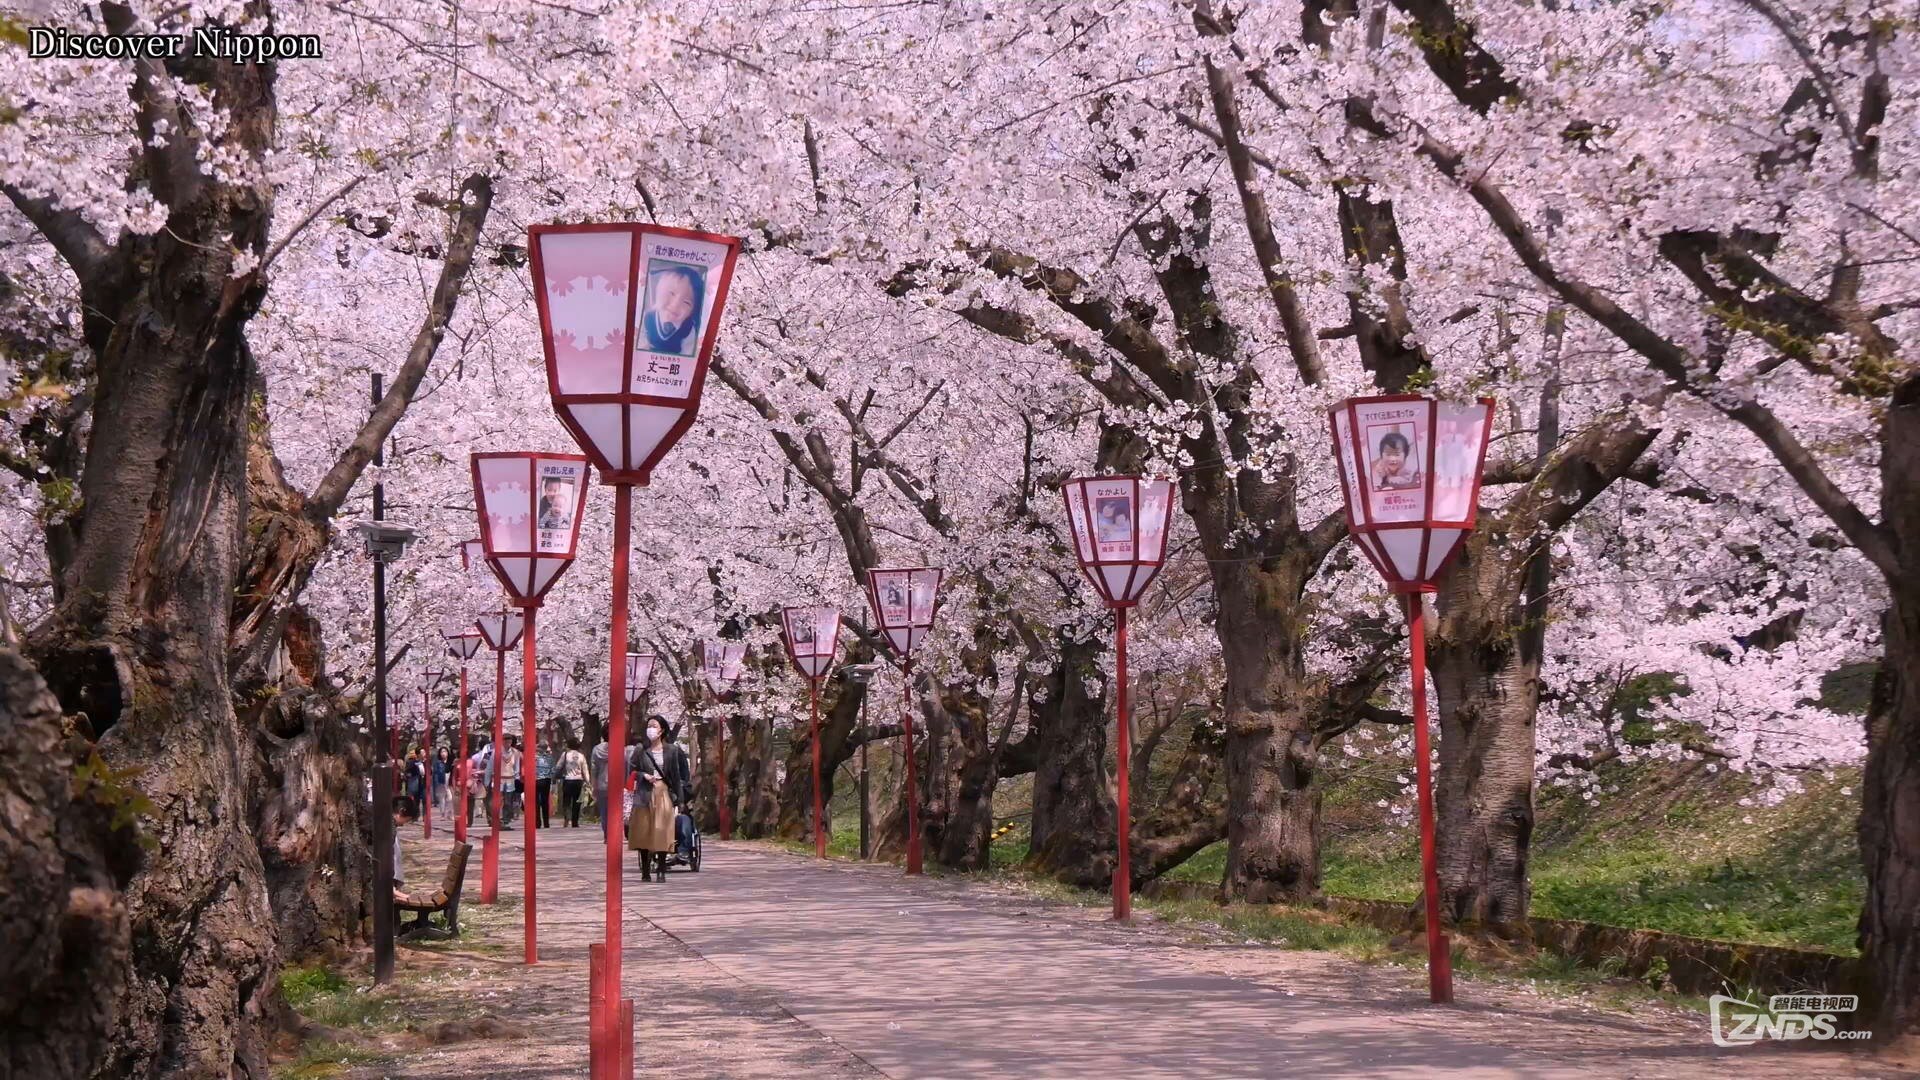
xmin=882 ymin=579 xmax=906 ymax=613
xmin=536 ymin=467 xmax=578 ymax=552
xmin=1094 ymin=495 xmax=1133 ymax=542
xmin=789 ymin=615 xmax=815 ymax=647
xmin=1367 ymin=425 xmax=1423 ymax=491
xmin=641 ymin=258 xmax=707 ymax=357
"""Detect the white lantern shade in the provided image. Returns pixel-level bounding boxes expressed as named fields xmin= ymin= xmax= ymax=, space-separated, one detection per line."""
xmin=698 ymin=640 xmax=746 ymax=696
xmin=1062 ymin=476 xmax=1175 ymax=608
xmin=475 ymin=610 xmax=526 ymax=651
xmin=781 ymin=606 xmax=841 ymax=681
xmin=623 ymin=652 xmax=656 ymax=704
xmin=530 ymin=222 xmax=743 ymax=485
xmin=471 ymin=452 xmax=591 ymax=605
xmin=865 ymin=567 xmax=943 ymax=658
xmin=418 ymin=668 xmax=449 ymax=693
xmin=441 ymin=615 xmax=486 ymax=661
xmin=536 ymin=667 xmax=574 ymax=697
xmin=1328 ymin=395 xmax=1494 ymax=591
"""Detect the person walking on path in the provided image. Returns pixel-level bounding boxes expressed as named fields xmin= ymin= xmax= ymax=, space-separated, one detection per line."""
xmin=500 ymin=736 xmax=522 ymax=828
xmin=432 ymin=747 xmax=451 ymax=813
xmin=559 ymin=738 xmax=588 ymax=827
xmin=590 ymin=733 xmax=611 ymax=839
xmin=467 ymin=738 xmax=490 ymax=828
xmin=404 ymin=748 xmax=427 ymax=809
xmin=628 ymin=715 xmax=690 ymax=882
xmin=533 ymin=741 xmax=555 ymax=828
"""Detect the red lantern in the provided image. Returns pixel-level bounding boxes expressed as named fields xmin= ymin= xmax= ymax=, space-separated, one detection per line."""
xmin=865 ymin=568 xmax=943 ymax=875
xmin=442 ymin=616 xmax=485 ymax=844
xmin=1327 ymin=393 xmax=1495 ymax=1006
xmin=699 ymin=640 xmax=745 ymax=696
xmin=529 ymin=223 xmax=742 ymax=487
xmin=529 ymin=223 xmax=742 ymax=1080
xmin=1062 ymin=476 xmax=1176 ymax=922
xmin=1329 ymin=395 xmax=1493 ymax=591
xmin=696 ymin=640 xmax=745 ymax=840
xmin=471 ymin=453 xmax=591 ymax=608
xmin=622 ymin=653 xmax=655 ymax=705
xmin=459 ymin=538 xmax=491 ymax=582
xmin=782 ymin=606 xmax=841 ymax=859
xmin=472 ymin=609 xmax=524 ymax=907
xmin=472 ymin=452 xmax=590 ymax=967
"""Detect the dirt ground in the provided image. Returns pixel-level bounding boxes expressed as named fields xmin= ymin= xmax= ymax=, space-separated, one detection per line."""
xmin=301 ymin=829 xmax=1917 ymax=1079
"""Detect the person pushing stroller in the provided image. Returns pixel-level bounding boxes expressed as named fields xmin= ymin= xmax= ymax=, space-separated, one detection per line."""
xmin=627 ymin=715 xmax=691 ymax=882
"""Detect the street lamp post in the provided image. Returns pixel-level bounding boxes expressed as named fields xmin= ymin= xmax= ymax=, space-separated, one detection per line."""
xmin=472 ymin=451 xmax=591 ymax=966
xmin=842 ymin=662 xmax=879 ymax=860
xmin=354 ymin=370 xmax=416 ymax=985
xmin=780 ymin=606 xmax=842 ymax=859
xmin=864 ymin=568 xmax=943 ymax=875
xmin=528 ymin=220 xmax=741 ymax=1080
xmin=698 ymin=640 xmax=746 ymax=840
xmin=443 ymin=617 xmax=485 ymax=844
xmin=1328 ymin=394 xmax=1495 ymax=1005
xmin=1061 ymin=476 xmax=1175 ymax=922
xmin=473 ymin=609 xmax=526 ymax=906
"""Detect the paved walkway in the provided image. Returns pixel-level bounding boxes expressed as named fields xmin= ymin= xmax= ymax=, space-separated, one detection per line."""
xmin=365 ymin=826 xmax=1907 ymax=1079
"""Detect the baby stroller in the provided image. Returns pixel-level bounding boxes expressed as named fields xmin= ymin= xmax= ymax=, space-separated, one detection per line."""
xmin=666 ymin=808 xmax=702 ymax=872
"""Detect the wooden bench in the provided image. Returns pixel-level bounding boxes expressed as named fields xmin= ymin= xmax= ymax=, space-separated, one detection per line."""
xmin=394 ymin=841 xmax=472 ymax=941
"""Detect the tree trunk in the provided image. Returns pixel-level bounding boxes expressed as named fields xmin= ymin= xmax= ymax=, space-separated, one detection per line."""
xmin=1428 ymin=597 xmax=1538 ymax=934
xmin=22 ymin=25 xmax=281 ymax=1066
xmin=774 ymin=649 xmax=872 ymax=841
xmin=249 ymin=675 xmax=373 ymax=960
xmin=937 ymin=673 xmax=1001 ymax=871
xmin=734 ymin=710 xmax=781 ymax=839
xmin=0 ymin=648 xmax=136 ymax=1080
xmin=1025 ymin=633 xmax=1115 ymax=887
xmin=1131 ymin=718 xmax=1228 ymax=888
xmin=1861 ymin=372 xmax=1920 ymax=1042
xmin=1214 ymin=562 xmax=1323 ymax=904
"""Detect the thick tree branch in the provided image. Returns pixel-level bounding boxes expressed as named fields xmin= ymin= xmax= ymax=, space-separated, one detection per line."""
xmin=306 ymin=174 xmax=494 ymax=520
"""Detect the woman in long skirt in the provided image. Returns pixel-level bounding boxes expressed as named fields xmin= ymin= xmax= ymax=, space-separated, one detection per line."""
xmin=627 ymin=715 xmax=690 ymax=881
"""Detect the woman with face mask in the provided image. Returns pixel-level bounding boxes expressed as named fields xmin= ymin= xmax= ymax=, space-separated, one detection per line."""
xmin=626 ymin=714 xmax=691 ymax=881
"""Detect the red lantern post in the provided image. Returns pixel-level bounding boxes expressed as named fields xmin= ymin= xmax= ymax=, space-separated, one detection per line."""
xmin=443 ymin=618 xmax=485 ymax=844
xmin=864 ymin=568 xmax=943 ymax=875
xmin=697 ymin=640 xmax=746 ymax=840
xmin=781 ymin=606 xmax=842 ymax=859
xmin=474 ymin=610 xmax=524 ymax=905
xmin=1062 ymin=476 xmax=1175 ymax=921
xmin=1328 ymin=394 xmax=1495 ymax=1005
xmin=528 ymin=220 xmax=741 ymax=1080
xmin=473 ymin=451 xmax=590 ymax=965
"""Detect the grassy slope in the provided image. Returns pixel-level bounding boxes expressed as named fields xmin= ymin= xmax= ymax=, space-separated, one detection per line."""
xmin=1163 ymin=764 xmax=1862 ymax=954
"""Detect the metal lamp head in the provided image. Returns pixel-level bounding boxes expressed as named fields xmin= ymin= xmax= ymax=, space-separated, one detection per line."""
xmin=355 ymin=520 xmax=417 ymax=562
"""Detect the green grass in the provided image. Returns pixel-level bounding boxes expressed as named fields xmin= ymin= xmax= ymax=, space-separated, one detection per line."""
xmin=1310 ymin=772 xmax=1863 ymax=954
xmin=274 ymin=1042 xmax=386 ymax=1079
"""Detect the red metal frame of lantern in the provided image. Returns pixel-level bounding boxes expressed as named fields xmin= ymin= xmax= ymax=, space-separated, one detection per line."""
xmin=529 ymin=220 xmax=742 ymax=1080
xmin=1327 ymin=393 xmax=1495 ymax=1006
xmin=696 ymin=640 xmax=746 ymax=839
xmin=864 ymin=567 xmax=944 ymax=876
xmin=536 ymin=666 xmax=575 ymax=747
xmin=1061 ymin=475 xmax=1175 ymax=922
xmin=443 ymin=617 xmax=486 ymax=844
xmin=622 ymin=652 xmax=655 ymax=706
xmin=472 ymin=451 xmax=589 ymax=967
xmin=417 ymin=667 xmax=450 ymax=839
xmin=780 ymin=606 xmax=842 ymax=860
xmin=473 ymin=609 xmax=525 ymax=907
